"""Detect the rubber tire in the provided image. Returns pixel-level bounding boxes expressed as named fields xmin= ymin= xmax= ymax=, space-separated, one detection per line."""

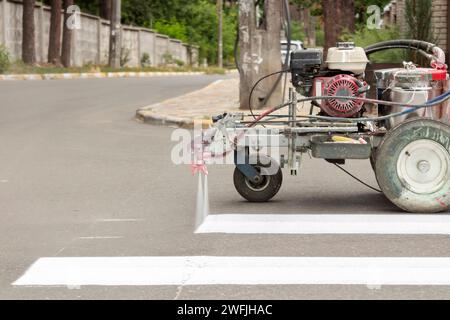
xmin=375 ymin=118 xmax=450 ymax=213
xmin=370 ymin=148 xmax=377 ymax=172
xmin=370 ymin=148 xmax=381 ymax=188
xmin=233 ymin=155 xmax=283 ymax=202
xmin=370 ymin=151 xmax=377 ymax=172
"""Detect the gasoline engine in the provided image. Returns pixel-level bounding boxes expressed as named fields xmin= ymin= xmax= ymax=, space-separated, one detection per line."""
xmin=290 ymin=42 xmax=448 ymax=124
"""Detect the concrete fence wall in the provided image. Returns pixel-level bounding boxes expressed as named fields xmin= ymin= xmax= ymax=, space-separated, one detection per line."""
xmin=0 ymin=0 xmax=199 ymax=67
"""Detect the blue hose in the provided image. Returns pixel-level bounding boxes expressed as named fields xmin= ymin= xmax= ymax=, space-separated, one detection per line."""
xmin=427 ymin=89 xmax=450 ymax=104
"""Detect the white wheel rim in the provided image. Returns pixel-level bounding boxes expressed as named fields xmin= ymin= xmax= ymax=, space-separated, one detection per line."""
xmin=244 ymin=171 xmax=271 ymax=192
xmin=397 ymin=139 xmax=449 ymax=194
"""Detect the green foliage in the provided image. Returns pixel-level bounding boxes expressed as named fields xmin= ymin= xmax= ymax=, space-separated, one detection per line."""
xmin=0 ymin=45 xmax=10 ymax=74
xmin=161 ymin=52 xmax=185 ymax=67
xmin=120 ymin=47 xmax=131 ymax=67
xmin=289 ymin=0 xmax=321 ymax=11
xmin=162 ymin=52 xmax=175 ymax=65
xmin=315 ymin=27 xmax=325 ymax=47
xmin=178 ymin=1 xmax=219 ymax=64
xmin=175 ymin=59 xmax=185 ymax=67
xmin=341 ymin=26 xmax=405 ymax=63
xmin=61 ymin=0 xmax=98 ymax=15
xmin=291 ymin=1 xmax=392 ymax=25
xmin=221 ymin=7 xmax=238 ymax=65
xmin=141 ymin=52 xmax=151 ymax=67
xmin=290 ymin=18 xmax=324 ymax=47
xmin=154 ymin=20 xmax=188 ymax=42
xmin=122 ymin=0 xmax=153 ymax=26
xmin=121 ymin=0 xmax=237 ymax=65
xmin=122 ymin=0 xmax=186 ymax=25
xmin=152 ymin=0 xmax=237 ymax=65
xmin=290 ymin=21 xmax=306 ymax=42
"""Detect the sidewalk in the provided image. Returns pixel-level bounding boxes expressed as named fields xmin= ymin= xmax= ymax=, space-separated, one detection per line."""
xmin=136 ymin=77 xmax=314 ymax=128
xmin=136 ymin=78 xmax=240 ymax=128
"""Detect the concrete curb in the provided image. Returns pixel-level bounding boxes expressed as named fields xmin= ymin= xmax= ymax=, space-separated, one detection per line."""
xmin=135 ymin=109 xmax=213 ymax=129
xmin=0 ymin=70 xmax=237 ymax=81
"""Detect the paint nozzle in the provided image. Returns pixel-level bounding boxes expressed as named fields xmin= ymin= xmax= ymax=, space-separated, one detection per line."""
xmin=191 ymin=163 xmax=208 ymax=176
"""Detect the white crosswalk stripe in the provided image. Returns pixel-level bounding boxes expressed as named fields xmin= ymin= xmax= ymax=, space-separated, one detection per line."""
xmin=196 ymin=213 xmax=450 ymax=234
xmin=13 ymin=256 xmax=450 ymax=287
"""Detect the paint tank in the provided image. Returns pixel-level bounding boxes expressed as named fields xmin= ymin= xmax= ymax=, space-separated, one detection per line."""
xmin=375 ymin=68 xmax=448 ymax=128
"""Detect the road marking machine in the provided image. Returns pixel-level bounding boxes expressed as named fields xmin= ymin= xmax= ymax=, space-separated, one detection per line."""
xmin=193 ymin=40 xmax=450 ymax=213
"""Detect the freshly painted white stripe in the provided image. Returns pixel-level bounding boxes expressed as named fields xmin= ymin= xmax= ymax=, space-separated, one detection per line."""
xmin=13 ymin=256 xmax=450 ymax=286
xmin=96 ymin=218 xmax=144 ymax=222
xmin=196 ymin=214 xmax=450 ymax=235
xmin=77 ymin=236 xmax=124 ymax=240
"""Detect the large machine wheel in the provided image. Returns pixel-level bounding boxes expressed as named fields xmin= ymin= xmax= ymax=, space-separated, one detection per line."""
xmin=370 ymin=148 xmax=381 ymax=188
xmin=370 ymin=150 xmax=377 ymax=172
xmin=233 ymin=155 xmax=283 ymax=202
xmin=375 ymin=118 xmax=450 ymax=213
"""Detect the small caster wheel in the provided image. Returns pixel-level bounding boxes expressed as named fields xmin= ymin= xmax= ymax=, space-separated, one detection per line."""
xmin=375 ymin=118 xmax=450 ymax=213
xmin=233 ymin=155 xmax=283 ymax=202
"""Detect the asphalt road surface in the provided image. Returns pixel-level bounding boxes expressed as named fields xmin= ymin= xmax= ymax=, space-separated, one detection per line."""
xmin=1 ymin=75 xmax=450 ymax=300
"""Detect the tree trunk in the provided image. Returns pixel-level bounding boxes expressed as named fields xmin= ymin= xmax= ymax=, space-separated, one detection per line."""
xmin=323 ymin=0 xmax=355 ymax=55
xmin=344 ymin=0 xmax=356 ymax=33
xmin=22 ymin=0 xmax=36 ymax=64
xmin=48 ymin=0 xmax=62 ymax=65
xmin=239 ymin=0 xmax=282 ymax=110
xmin=100 ymin=0 xmax=112 ymax=21
xmin=109 ymin=0 xmax=122 ymax=68
xmin=259 ymin=0 xmax=283 ymax=108
xmin=309 ymin=15 xmax=316 ymax=48
xmin=303 ymin=8 xmax=316 ymax=47
xmin=238 ymin=0 xmax=254 ymax=110
xmin=61 ymin=0 xmax=74 ymax=67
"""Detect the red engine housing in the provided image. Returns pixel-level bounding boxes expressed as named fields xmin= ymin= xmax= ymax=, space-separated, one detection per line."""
xmin=312 ymin=74 xmax=366 ymax=117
